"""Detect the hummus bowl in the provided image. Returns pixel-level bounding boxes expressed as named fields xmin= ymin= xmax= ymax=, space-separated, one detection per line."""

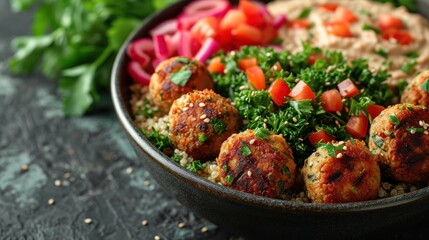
xmin=111 ymin=0 xmax=429 ymax=238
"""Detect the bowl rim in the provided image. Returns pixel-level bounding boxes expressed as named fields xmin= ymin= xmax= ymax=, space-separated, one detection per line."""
xmin=111 ymin=0 xmax=429 ymax=213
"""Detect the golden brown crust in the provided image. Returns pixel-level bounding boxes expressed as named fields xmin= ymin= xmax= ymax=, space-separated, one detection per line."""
xmin=168 ymin=89 xmax=240 ymax=160
xmin=216 ymin=129 xmax=297 ymax=198
xmin=369 ymin=104 xmax=429 ymax=184
xmin=302 ymin=140 xmax=380 ymax=203
xmin=149 ymin=57 xmax=214 ymax=113
xmin=401 ymin=70 xmax=429 ymax=107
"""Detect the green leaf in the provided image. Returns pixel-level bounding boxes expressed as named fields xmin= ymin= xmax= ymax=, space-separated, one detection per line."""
xmin=298 ymin=7 xmax=312 ymax=19
xmin=175 ymin=57 xmax=190 ymax=64
xmin=210 ymin=118 xmax=227 ymax=135
xmin=404 ymin=51 xmax=419 ymax=58
xmin=401 ymin=59 xmax=417 ymax=74
xmin=375 ymin=48 xmax=388 ymax=58
xmin=41 ymin=47 xmax=63 ymax=78
xmin=289 ymin=100 xmax=313 ymax=116
xmin=171 ymin=152 xmax=182 ymax=162
xmin=349 ymin=97 xmax=374 ymax=116
xmin=241 ymin=142 xmax=252 ymax=157
xmin=107 ymin=18 xmax=140 ymax=51
xmin=388 ymin=114 xmax=400 ymax=125
xmin=141 ymin=127 xmax=172 ymax=151
xmin=398 ymin=0 xmax=417 ymax=12
xmin=225 ymin=175 xmax=234 ymax=185
xmin=421 ymin=79 xmax=429 ymax=94
xmin=187 ymin=160 xmax=205 ymax=172
xmin=371 ymin=134 xmax=384 ymax=148
xmin=32 ymin=3 xmax=55 ymax=36
xmin=153 ymin=0 xmax=178 ymax=9
xmin=170 ymin=68 xmax=192 ymax=87
xmin=10 ymin=0 xmax=39 ymax=12
xmin=254 ymin=127 xmax=270 ymax=140
xmin=362 ymin=24 xmax=381 ymax=34
xmin=407 ymin=127 xmax=424 ymax=134
xmin=8 ymin=35 xmax=53 ymax=74
xmin=198 ymin=133 xmax=207 ymax=143
xmin=319 ymin=142 xmax=344 ymax=158
xmin=60 ymin=65 xmax=96 ymax=116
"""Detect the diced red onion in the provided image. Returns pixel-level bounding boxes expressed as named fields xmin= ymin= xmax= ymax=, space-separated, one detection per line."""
xmin=183 ymin=0 xmax=230 ymax=17
xmin=126 ymin=38 xmax=154 ymax=67
xmin=169 ymin=31 xmax=181 ymax=56
xmin=128 ymin=61 xmax=151 ymax=86
xmin=268 ymin=44 xmax=284 ymax=53
xmin=150 ymin=18 xmax=178 ymax=37
xmin=153 ymin=35 xmax=171 ymax=60
xmin=178 ymin=0 xmax=230 ymax=30
xmin=177 ymin=14 xmax=201 ymax=31
xmin=178 ymin=31 xmax=194 ymax=57
xmin=194 ymin=38 xmax=219 ymax=63
xmin=273 ymin=15 xmax=287 ymax=29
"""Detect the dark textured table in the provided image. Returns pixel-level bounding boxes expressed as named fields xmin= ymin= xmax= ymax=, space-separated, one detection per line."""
xmin=1 ymin=1 xmax=429 ymax=240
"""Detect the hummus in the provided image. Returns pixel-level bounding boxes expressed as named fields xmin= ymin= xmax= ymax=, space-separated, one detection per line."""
xmin=267 ymin=0 xmax=429 ymax=86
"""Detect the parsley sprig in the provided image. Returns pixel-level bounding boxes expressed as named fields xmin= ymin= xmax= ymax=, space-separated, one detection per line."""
xmin=8 ymin=0 xmax=176 ymax=115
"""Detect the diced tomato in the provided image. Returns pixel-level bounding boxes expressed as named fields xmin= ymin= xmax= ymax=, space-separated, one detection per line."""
xmin=325 ymin=21 xmax=352 ymax=37
xmin=308 ymin=53 xmax=328 ymax=65
xmin=238 ymin=57 xmax=258 ymax=71
xmin=232 ymin=23 xmax=263 ymax=45
xmin=381 ymin=29 xmax=414 ymax=45
xmin=290 ymin=81 xmax=316 ymax=101
xmin=346 ymin=113 xmax=369 ymax=139
xmin=395 ymin=31 xmax=414 ymax=45
xmin=337 ymin=79 xmax=359 ymax=98
xmin=333 ymin=6 xmax=358 ymax=23
xmin=239 ymin=0 xmax=264 ymax=27
xmin=319 ymin=3 xmax=339 ymax=12
xmin=320 ymin=89 xmax=343 ymax=112
xmin=288 ymin=19 xmax=311 ymax=29
xmin=366 ymin=104 xmax=385 ymax=120
xmin=268 ymin=79 xmax=291 ymax=106
xmin=190 ymin=16 xmax=220 ymax=43
xmin=246 ymin=66 xmax=266 ymax=90
xmin=214 ymin=27 xmax=234 ymax=50
xmin=308 ymin=130 xmax=334 ymax=145
xmin=261 ymin=23 xmax=278 ymax=45
xmin=220 ymin=9 xmax=247 ymax=31
xmin=271 ymin=61 xmax=283 ymax=71
xmin=207 ymin=56 xmax=225 ymax=74
xmin=377 ymin=14 xmax=403 ymax=31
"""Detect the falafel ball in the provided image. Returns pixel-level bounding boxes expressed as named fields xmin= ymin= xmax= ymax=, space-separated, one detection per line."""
xmin=149 ymin=56 xmax=214 ymax=113
xmin=216 ymin=129 xmax=297 ymax=198
xmin=368 ymin=104 xmax=429 ymax=184
xmin=401 ymin=70 xmax=429 ymax=107
xmin=302 ymin=140 xmax=380 ymax=203
xmin=169 ymin=89 xmax=240 ymax=160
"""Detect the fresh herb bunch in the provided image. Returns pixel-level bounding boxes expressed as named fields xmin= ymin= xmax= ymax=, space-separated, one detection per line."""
xmin=212 ymin=45 xmax=394 ymax=165
xmin=8 ymin=0 xmax=176 ymax=116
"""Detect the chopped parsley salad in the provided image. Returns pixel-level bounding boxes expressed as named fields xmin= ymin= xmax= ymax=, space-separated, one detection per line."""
xmin=208 ymin=44 xmax=393 ymax=164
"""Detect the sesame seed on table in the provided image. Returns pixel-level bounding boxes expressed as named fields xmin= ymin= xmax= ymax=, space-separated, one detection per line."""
xmin=1 ymin=1 xmax=429 ymax=240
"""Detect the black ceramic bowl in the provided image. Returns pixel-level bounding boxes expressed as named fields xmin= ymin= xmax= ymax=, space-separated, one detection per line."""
xmin=112 ymin=1 xmax=429 ymax=239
